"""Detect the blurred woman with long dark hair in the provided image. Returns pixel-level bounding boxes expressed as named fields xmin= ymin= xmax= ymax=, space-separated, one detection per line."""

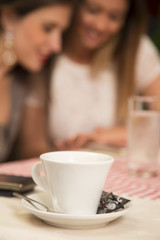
xmin=0 ymin=0 xmax=77 ymax=161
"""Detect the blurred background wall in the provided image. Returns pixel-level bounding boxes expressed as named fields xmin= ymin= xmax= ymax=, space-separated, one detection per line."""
xmin=147 ymin=0 xmax=160 ymax=51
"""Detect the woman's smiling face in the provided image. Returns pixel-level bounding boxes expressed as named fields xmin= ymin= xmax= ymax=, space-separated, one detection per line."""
xmin=7 ymin=5 xmax=72 ymax=72
xmin=75 ymin=0 xmax=129 ymax=50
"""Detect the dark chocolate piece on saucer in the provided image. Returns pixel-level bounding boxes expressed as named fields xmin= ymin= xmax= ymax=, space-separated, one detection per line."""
xmin=97 ymin=191 xmax=131 ymax=214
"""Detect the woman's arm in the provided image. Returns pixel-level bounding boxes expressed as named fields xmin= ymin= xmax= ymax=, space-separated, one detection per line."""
xmin=142 ymin=75 xmax=160 ymax=96
xmin=17 ymin=73 xmax=52 ymax=159
xmin=17 ymin=104 xmax=51 ymax=159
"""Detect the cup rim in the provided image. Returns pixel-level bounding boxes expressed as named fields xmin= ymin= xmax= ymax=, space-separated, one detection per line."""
xmin=40 ymin=151 xmax=114 ymax=165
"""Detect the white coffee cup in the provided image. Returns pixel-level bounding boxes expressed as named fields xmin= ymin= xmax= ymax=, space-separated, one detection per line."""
xmin=32 ymin=151 xmax=114 ymax=215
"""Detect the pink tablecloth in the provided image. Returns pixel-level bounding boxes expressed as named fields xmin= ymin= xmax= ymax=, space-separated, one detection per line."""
xmin=0 ymin=158 xmax=160 ymax=200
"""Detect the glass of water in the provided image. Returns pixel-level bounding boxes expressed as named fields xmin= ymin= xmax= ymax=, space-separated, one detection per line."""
xmin=127 ymin=96 xmax=160 ymax=177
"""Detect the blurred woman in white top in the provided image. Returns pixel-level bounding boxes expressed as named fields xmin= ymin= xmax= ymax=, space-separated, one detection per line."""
xmin=48 ymin=0 xmax=160 ymax=150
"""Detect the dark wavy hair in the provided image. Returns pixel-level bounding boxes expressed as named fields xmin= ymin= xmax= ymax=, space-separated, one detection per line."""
xmin=0 ymin=0 xmax=78 ymax=30
xmin=0 ymin=0 xmax=77 ymax=13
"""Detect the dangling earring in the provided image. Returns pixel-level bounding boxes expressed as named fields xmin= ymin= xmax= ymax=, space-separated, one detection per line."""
xmin=2 ymin=30 xmax=17 ymax=67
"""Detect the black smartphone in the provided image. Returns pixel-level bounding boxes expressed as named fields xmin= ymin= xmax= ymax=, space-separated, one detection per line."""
xmin=0 ymin=174 xmax=35 ymax=196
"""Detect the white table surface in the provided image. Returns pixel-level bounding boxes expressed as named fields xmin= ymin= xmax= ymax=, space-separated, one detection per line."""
xmin=0 ymin=193 xmax=160 ymax=240
xmin=0 ymin=149 xmax=160 ymax=240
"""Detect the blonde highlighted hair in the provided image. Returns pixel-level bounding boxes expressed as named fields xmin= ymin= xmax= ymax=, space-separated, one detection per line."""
xmin=90 ymin=0 xmax=148 ymax=124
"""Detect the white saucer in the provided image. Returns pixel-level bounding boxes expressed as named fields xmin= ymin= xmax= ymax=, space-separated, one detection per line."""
xmin=21 ymin=191 xmax=130 ymax=229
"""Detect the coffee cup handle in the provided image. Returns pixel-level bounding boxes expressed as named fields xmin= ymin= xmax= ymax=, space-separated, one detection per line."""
xmin=32 ymin=162 xmax=49 ymax=191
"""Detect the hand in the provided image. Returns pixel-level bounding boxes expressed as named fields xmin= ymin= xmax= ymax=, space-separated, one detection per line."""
xmin=89 ymin=126 xmax=127 ymax=147
xmin=54 ymin=125 xmax=127 ymax=150
xmin=54 ymin=133 xmax=91 ymax=150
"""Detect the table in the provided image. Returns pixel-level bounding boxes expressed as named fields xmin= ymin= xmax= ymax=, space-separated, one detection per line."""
xmin=0 ymin=154 xmax=160 ymax=240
